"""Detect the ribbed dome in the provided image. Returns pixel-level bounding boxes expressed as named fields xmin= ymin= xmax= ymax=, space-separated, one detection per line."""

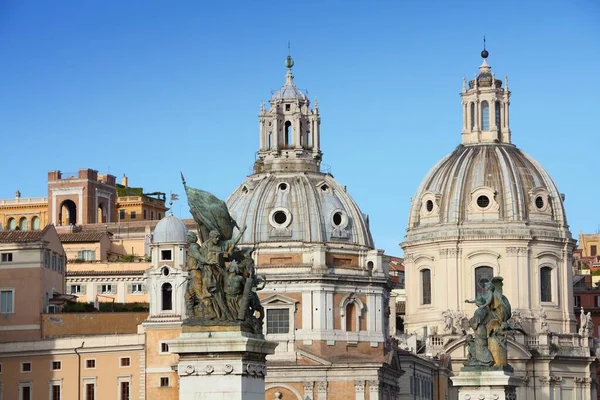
xmin=153 ymin=214 xmax=188 ymax=244
xmin=271 ymin=83 xmax=308 ymax=101
xmin=407 ymin=143 xmax=568 ymax=229
xmin=227 ymin=172 xmax=374 ymax=247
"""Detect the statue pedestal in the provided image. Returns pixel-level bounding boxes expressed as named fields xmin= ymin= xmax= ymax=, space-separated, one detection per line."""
xmin=168 ymin=324 xmax=277 ymax=400
xmin=451 ymin=368 xmax=522 ymax=400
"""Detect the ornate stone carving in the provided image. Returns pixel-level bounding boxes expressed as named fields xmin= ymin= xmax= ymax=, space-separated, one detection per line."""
xmin=317 ymin=381 xmax=327 ymax=392
xmin=354 ymin=380 xmax=365 ymax=392
xmin=223 ymin=364 xmax=234 ymax=374
xmin=204 ymin=365 xmax=214 ymax=374
xmin=439 ymin=248 xmax=461 ymax=259
xmin=539 ymin=308 xmax=550 ymax=333
xmin=506 ymin=246 xmax=528 ymax=255
xmin=368 ymin=380 xmax=380 ymax=392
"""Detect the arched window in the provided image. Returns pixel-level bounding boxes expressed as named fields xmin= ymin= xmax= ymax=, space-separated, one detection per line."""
xmin=481 ymin=101 xmax=489 ymax=130
xmin=161 ymin=283 xmax=173 ymax=311
xmin=268 ymin=132 xmax=272 ymax=149
xmin=346 ymin=303 xmax=357 ymax=332
xmin=540 ymin=267 xmax=552 ymax=302
xmin=495 ymin=101 xmax=501 ymax=130
xmin=7 ymin=218 xmax=16 ymax=231
xmin=306 ymin=131 xmax=311 ymax=148
xmin=475 ymin=266 xmax=493 ymax=297
xmin=284 ymin=121 xmax=292 ymax=147
xmin=19 ymin=217 xmax=28 ymax=231
xmin=31 ymin=216 xmax=40 ymax=230
xmin=470 ymin=102 xmax=475 ymax=130
xmin=421 ymin=269 xmax=431 ymax=305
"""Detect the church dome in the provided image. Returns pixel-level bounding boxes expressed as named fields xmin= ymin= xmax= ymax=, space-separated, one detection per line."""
xmin=227 ymin=172 xmax=374 ymax=248
xmin=407 ymin=143 xmax=568 ymax=229
xmin=152 ymin=214 xmax=188 ymax=244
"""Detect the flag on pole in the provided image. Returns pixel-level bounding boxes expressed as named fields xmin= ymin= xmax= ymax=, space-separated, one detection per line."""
xmin=171 ymin=193 xmax=179 ymax=201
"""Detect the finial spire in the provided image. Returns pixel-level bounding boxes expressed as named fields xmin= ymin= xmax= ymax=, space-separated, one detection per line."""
xmin=285 ymin=42 xmax=295 ymax=84
xmin=481 ymin=36 xmax=489 ymax=59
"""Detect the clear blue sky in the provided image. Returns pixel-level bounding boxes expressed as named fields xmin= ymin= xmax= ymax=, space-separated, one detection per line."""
xmin=1 ymin=1 xmax=598 ymax=255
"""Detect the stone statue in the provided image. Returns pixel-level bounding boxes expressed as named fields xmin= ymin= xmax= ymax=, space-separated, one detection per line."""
xmin=442 ymin=309 xmax=454 ymax=333
xmin=579 ymin=307 xmax=593 ymax=337
xmin=463 ymin=276 xmax=522 ymax=369
xmin=182 ymin=177 xmax=265 ymax=333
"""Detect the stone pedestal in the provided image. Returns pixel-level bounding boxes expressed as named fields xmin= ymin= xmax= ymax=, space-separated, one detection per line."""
xmin=451 ymin=369 xmax=522 ymax=400
xmin=168 ymin=324 xmax=277 ymax=400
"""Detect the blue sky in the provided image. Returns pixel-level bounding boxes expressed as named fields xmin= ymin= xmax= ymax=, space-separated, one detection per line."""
xmin=0 ymin=1 xmax=598 ymax=255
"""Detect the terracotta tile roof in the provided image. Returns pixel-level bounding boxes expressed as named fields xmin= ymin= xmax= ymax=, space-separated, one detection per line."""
xmin=59 ymin=232 xmax=112 ymax=243
xmin=0 ymin=225 xmax=52 ymax=243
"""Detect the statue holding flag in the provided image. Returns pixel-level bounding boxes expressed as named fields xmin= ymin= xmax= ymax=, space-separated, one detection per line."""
xmin=181 ymin=173 xmax=265 ymax=333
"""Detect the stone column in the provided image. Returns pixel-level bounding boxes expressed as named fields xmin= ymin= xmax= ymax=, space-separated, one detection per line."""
xmin=168 ymin=325 xmax=277 ymax=400
xmin=451 ymin=369 xmax=522 ymax=400
xmin=354 ymin=380 xmax=365 ymax=400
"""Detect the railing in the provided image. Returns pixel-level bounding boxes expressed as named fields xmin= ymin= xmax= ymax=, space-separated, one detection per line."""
xmin=0 ymin=197 xmax=47 ymax=204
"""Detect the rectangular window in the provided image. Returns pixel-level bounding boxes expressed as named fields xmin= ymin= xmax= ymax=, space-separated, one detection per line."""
xmin=57 ymin=257 xmax=64 ymax=273
xmin=129 ymin=284 xmax=143 ymax=294
xmin=52 ymin=384 xmax=61 ymax=400
xmin=1 ymin=253 xmax=12 ymax=262
xmin=160 ymin=377 xmax=169 ymax=387
xmin=85 ymin=359 xmax=96 ymax=369
xmin=130 ymin=211 xmax=136 ymax=219
xmin=45 ymin=251 xmax=50 ymax=267
xmin=85 ymin=383 xmax=95 ymax=400
xmin=52 ymin=254 xmax=57 ymax=270
xmin=160 ymin=342 xmax=169 ymax=353
xmin=120 ymin=382 xmax=130 ymax=400
xmin=158 ymin=213 xmax=161 ymax=220
xmin=120 ymin=357 xmax=131 ymax=367
xmin=596 ymin=296 xmax=600 ymax=308
xmin=592 ymin=245 xmax=598 ymax=257
xmin=160 ymin=250 xmax=172 ymax=261
xmin=0 ymin=362 xmax=2 ymax=373
xmin=21 ymin=362 xmax=32 ymax=372
xmin=77 ymin=250 xmax=96 ymax=261
xmin=70 ymin=285 xmax=82 ymax=294
xmin=51 ymin=361 xmax=61 ymax=370
xmin=150 ymin=211 xmax=154 ymax=220
xmin=119 ymin=209 xmax=126 ymax=220
xmin=143 ymin=209 xmax=147 ymax=219
xmin=100 ymin=284 xmax=114 ymax=294
xmin=0 ymin=290 xmax=14 ymax=313
xmin=422 ymin=269 xmax=432 ymax=305
xmin=575 ymin=296 xmax=581 ymax=307
xmin=21 ymin=384 xmax=31 ymax=400
xmin=266 ymin=309 xmax=289 ymax=334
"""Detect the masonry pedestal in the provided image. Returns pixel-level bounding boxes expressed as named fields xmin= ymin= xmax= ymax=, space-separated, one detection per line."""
xmin=168 ymin=324 xmax=277 ymax=400
xmin=450 ymin=368 xmax=522 ymax=400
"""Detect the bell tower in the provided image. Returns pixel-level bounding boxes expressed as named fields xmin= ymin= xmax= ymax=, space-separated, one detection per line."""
xmin=460 ymin=43 xmax=512 ymax=145
xmin=254 ymin=55 xmax=322 ymax=173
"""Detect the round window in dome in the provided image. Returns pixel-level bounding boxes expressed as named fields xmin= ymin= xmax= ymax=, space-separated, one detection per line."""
xmin=476 ymin=195 xmax=490 ymax=209
xmin=162 ymin=267 xmax=170 ymax=277
xmin=278 ymin=183 xmax=288 ymax=191
xmin=535 ymin=196 xmax=544 ymax=210
xmin=333 ymin=212 xmax=343 ymax=226
xmin=273 ymin=211 xmax=287 ymax=225
xmin=321 ymin=184 xmax=329 ymax=192
xmin=426 ymin=200 xmax=434 ymax=212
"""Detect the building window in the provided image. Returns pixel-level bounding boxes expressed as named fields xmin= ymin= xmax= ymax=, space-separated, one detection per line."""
xmin=160 ymin=377 xmax=169 ymax=387
xmin=57 ymin=257 xmax=64 ymax=273
xmin=128 ymin=283 xmax=144 ymax=294
xmin=70 ymin=285 xmax=82 ymax=294
xmin=52 ymin=254 xmax=57 ymax=270
xmin=7 ymin=218 xmax=16 ymax=230
xmin=596 ymin=296 xmax=600 ymax=308
xmin=85 ymin=359 xmax=96 ymax=369
xmin=474 ymin=266 xmax=493 ymax=297
xmin=119 ymin=210 xmax=126 ymax=220
xmin=160 ymin=250 xmax=172 ymax=261
xmin=575 ymin=296 xmax=581 ymax=307
xmin=120 ymin=357 xmax=131 ymax=367
xmin=268 ymin=132 xmax=272 ymax=149
xmin=77 ymin=250 xmax=96 ymax=261
xmin=540 ymin=267 xmax=552 ymax=302
xmin=0 ymin=290 xmax=14 ymax=313
xmin=0 ymin=362 xmax=2 ymax=373
xmin=266 ymin=309 xmax=289 ymax=334
xmin=21 ymin=362 xmax=32 ymax=372
xmin=285 ymin=104 xmax=290 ymax=111
xmin=51 ymin=361 xmax=61 ymax=370
xmin=51 ymin=384 xmax=61 ymax=400
xmin=150 ymin=211 xmax=154 ymax=220
xmin=120 ymin=382 xmax=130 ymax=400
xmin=470 ymin=102 xmax=475 ymax=130
xmin=421 ymin=269 xmax=432 ymax=305
xmin=592 ymin=245 xmax=597 ymax=257
xmin=158 ymin=213 xmax=161 ymax=220
xmin=160 ymin=342 xmax=169 ymax=353
xmin=32 ymin=216 xmax=40 ymax=230
xmin=100 ymin=284 xmax=114 ymax=294
xmin=1 ymin=253 xmax=12 ymax=262
xmin=45 ymin=251 xmax=50 ymax=267
xmin=345 ymin=303 xmax=357 ymax=332
xmin=85 ymin=383 xmax=95 ymax=400
xmin=284 ymin=121 xmax=292 ymax=147
xmin=481 ymin=101 xmax=489 ymax=130
xmin=20 ymin=383 xmax=31 ymax=400
xmin=161 ymin=283 xmax=172 ymax=311
xmin=143 ymin=209 xmax=147 ymax=219
xmin=495 ymin=101 xmax=501 ymax=131
xmin=130 ymin=211 xmax=136 ymax=219
xmin=19 ymin=217 xmax=28 ymax=231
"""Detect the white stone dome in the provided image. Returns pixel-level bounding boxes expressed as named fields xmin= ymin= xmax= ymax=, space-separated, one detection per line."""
xmin=152 ymin=214 xmax=188 ymax=244
xmin=227 ymin=172 xmax=374 ymax=248
xmin=407 ymin=143 xmax=568 ymax=232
